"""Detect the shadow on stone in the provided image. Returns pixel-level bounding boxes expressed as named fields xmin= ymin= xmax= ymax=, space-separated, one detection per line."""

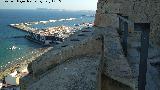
xmin=101 ymin=74 xmax=133 ymax=90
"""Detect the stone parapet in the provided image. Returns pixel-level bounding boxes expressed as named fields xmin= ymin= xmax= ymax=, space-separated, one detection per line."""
xmin=102 ymin=27 xmax=135 ymax=89
xmin=29 ymin=28 xmax=102 ymax=78
xmin=27 ymin=55 xmax=102 ymax=90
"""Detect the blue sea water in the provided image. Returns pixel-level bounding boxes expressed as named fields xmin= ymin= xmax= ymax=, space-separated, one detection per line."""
xmin=0 ymin=9 xmax=95 ymax=68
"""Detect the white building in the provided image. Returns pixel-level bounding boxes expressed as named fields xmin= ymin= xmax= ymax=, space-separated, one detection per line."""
xmin=0 ymin=81 xmax=3 ymax=89
xmin=5 ymin=71 xmax=20 ymax=86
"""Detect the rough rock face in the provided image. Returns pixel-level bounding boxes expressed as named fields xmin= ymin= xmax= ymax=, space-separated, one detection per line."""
xmin=151 ymin=16 xmax=160 ymax=45
xmin=94 ymin=0 xmax=160 ymax=45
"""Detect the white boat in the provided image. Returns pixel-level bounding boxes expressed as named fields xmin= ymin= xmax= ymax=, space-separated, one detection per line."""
xmin=58 ymin=19 xmax=65 ymax=22
xmin=40 ymin=21 xmax=48 ymax=24
xmin=49 ymin=20 xmax=57 ymax=22
xmin=10 ymin=24 xmax=15 ymax=26
xmin=9 ymin=46 xmax=17 ymax=50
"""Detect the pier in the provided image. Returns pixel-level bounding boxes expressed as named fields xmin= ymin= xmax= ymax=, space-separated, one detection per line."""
xmin=9 ymin=23 xmax=87 ymax=45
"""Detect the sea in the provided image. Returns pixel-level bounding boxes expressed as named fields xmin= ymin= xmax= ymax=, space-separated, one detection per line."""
xmin=0 ymin=9 xmax=95 ymax=70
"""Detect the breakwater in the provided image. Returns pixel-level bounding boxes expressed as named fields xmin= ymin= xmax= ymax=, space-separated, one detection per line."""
xmin=10 ymin=22 xmax=93 ymax=45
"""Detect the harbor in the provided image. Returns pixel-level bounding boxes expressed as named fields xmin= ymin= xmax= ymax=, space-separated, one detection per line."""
xmin=0 ymin=9 xmax=96 ymax=90
xmin=0 ymin=21 xmax=92 ymax=89
xmin=0 ymin=20 xmax=94 ymax=88
xmin=10 ymin=21 xmax=93 ymax=45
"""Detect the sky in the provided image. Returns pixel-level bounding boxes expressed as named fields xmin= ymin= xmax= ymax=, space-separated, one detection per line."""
xmin=0 ymin=0 xmax=98 ymax=10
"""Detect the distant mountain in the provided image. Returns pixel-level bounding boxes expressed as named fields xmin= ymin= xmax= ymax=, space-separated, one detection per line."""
xmin=36 ymin=8 xmax=96 ymax=12
xmin=36 ymin=8 xmax=65 ymax=11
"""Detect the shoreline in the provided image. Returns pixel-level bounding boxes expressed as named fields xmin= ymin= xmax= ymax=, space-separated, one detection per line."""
xmin=1 ymin=19 xmax=94 ymax=80
xmin=0 ymin=47 xmax=53 ymax=80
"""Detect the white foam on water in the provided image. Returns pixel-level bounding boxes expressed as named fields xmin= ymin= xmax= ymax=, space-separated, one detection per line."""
xmin=66 ymin=18 xmax=76 ymax=21
xmin=58 ymin=19 xmax=65 ymax=22
xmin=49 ymin=19 xmax=57 ymax=22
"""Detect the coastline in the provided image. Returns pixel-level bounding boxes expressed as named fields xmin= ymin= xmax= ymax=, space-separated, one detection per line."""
xmin=0 ymin=47 xmax=53 ymax=80
xmin=1 ymin=20 xmax=94 ymax=80
xmin=0 ymin=15 xmax=94 ymax=80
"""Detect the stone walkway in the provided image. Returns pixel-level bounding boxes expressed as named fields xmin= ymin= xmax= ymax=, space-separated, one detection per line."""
xmin=27 ymin=55 xmax=101 ymax=90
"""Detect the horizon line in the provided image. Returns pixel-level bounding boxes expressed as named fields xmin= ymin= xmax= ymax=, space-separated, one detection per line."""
xmin=0 ymin=8 xmax=96 ymax=11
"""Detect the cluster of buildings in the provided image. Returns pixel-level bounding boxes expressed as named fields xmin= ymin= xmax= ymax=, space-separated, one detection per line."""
xmin=74 ymin=22 xmax=93 ymax=27
xmin=10 ymin=22 xmax=94 ymax=45
xmin=26 ymin=26 xmax=77 ymax=45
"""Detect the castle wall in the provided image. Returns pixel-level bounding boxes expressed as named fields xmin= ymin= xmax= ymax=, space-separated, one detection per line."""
xmin=94 ymin=0 xmax=160 ymax=45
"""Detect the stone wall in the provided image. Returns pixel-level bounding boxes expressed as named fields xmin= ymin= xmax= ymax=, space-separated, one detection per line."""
xmin=20 ymin=1 xmax=160 ymax=89
xmin=21 ymin=27 xmax=135 ymax=90
xmin=94 ymin=0 xmax=119 ymax=28
xmin=121 ymin=0 xmax=160 ymax=45
xmin=28 ymin=29 xmax=102 ymax=78
xmin=94 ymin=0 xmax=160 ymax=45
xmin=97 ymin=27 xmax=135 ymax=89
xmin=26 ymin=55 xmax=102 ymax=90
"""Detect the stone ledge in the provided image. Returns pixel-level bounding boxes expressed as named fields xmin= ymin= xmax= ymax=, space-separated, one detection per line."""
xmin=26 ymin=55 xmax=101 ymax=90
xmin=101 ymin=27 xmax=135 ymax=89
xmin=29 ymin=28 xmax=102 ymax=78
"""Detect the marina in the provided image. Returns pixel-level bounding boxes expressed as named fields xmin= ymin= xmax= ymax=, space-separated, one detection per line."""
xmin=10 ymin=21 xmax=94 ymax=45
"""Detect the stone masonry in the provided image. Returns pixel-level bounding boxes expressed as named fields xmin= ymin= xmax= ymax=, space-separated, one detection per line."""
xmin=94 ymin=0 xmax=160 ymax=45
xmin=20 ymin=0 xmax=160 ymax=90
xmin=21 ymin=27 xmax=134 ymax=90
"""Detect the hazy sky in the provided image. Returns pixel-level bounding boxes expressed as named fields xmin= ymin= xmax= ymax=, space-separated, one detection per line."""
xmin=0 ymin=0 xmax=98 ymax=10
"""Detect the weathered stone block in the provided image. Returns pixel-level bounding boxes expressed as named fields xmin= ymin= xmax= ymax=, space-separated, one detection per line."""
xmin=104 ymin=3 xmax=121 ymax=14
xmin=30 ymin=31 xmax=102 ymax=78
xmin=102 ymin=27 xmax=135 ymax=89
xmin=94 ymin=13 xmax=119 ymax=28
